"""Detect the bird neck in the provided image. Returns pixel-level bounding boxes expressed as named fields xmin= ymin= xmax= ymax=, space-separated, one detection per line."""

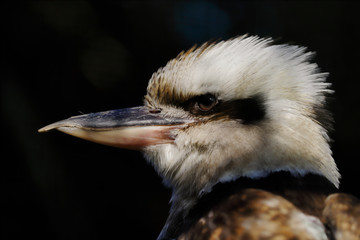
xmin=200 ymin=171 xmax=337 ymax=215
xmin=159 ymin=171 xmax=337 ymax=240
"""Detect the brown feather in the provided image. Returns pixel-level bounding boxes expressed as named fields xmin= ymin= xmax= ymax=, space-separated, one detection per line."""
xmin=175 ymin=173 xmax=360 ymax=239
xmin=323 ymin=193 xmax=360 ymax=239
xmin=179 ymin=189 xmax=328 ymax=240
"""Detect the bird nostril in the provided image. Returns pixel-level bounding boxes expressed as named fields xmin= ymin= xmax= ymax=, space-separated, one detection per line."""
xmin=149 ymin=109 xmax=162 ymax=114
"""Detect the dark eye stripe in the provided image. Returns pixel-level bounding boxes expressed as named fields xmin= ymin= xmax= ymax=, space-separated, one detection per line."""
xmin=181 ymin=94 xmax=266 ymax=124
xmin=221 ymin=96 xmax=266 ymax=124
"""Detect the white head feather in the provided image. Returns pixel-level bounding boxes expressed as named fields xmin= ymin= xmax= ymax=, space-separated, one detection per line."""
xmin=143 ymin=36 xmax=340 ymax=203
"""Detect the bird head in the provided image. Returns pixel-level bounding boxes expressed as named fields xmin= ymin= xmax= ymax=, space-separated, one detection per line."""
xmin=39 ymin=36 xmax=340 ymax=203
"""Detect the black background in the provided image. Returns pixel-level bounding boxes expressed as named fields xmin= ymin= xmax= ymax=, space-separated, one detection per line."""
xmin=2 ymin=1 xmax=360 ymax=239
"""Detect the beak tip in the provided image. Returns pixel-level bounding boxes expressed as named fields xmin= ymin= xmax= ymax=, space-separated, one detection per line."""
xmin=38 ymin=125 xmax=55 ymax=133
xmin=38 ymin=120 xmax=69 ymax=133
xmin=38 ymin=128 xmax=45 ymax=133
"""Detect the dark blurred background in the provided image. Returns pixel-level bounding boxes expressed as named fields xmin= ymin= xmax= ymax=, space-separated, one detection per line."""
xmin=2 ymin=1 xmax=360 ymax=239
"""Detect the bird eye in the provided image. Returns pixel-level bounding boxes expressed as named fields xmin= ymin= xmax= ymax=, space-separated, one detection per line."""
xmin=195 ymin=94 xmax=217 ymax=112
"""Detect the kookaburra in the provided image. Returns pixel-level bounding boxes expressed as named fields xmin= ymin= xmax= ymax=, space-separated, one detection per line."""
xmin=39 ymin=36 xmax=360 ymax=240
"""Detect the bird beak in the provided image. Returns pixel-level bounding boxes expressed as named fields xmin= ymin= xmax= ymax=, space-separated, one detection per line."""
xmin=38 ymin=106 xmax=192 ymax=150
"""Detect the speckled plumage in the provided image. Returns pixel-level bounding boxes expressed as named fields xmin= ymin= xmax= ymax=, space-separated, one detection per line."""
xmin=179 ymin=189 xmax=329 ymax=240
